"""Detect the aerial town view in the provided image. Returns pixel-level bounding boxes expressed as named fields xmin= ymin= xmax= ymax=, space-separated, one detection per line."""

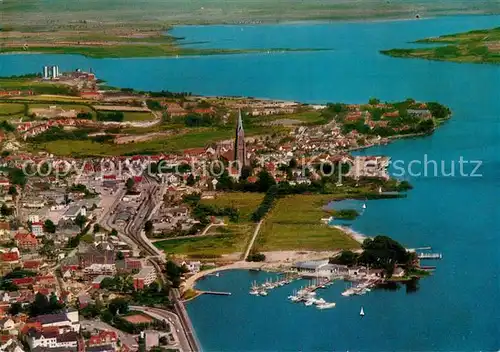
xmin=0 ymin=1 xmax=498 ymax=351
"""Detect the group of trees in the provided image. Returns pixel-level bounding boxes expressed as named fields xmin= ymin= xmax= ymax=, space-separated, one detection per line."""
xmin=147 ymin=90 xmax=191 ymax=98
xmin=28 ymin=292 xmax=65 ymax=317
xmin=246 ymin=252 xmax=266 ymax=262
xmin=0 ymin=203 xmax=14 ymax=216
xmin=332 ymin=209 xmax=360 ymax=220
xmin=146 ymin=100 xmax=162 ymax=111
xmin=0 ymin=121 xmax=15 ymax=132
xmin=28 ymin=126 xmax=100 ymax=143
xmin=251 ymin=185 xmax=278 ymax=222
xmin=191 ymin=203 xmax=239 ymax=224
xmin=184 ymin=113 xmax=213 ymax=127
xmin=96 ymin=111 xmax=124 ymax=122
xmin=329 ymin=236 xmax=415 ymax=277
xmin=165 ymin=260 xmax=188 ymax=288
xmin=76 ymin=112 xmax=93 ymax=119
xmin=131 ymin=282 xmax=170 ymax=306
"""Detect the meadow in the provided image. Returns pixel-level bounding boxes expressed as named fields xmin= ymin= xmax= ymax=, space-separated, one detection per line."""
xmin=256 ymin=194 xmax=360 ymax=251
xmin=155 ymin=193 xmax=263 ymax=258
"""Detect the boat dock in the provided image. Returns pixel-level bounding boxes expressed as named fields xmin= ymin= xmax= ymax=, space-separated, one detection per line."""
xmin=418 ymin=252 xmax=443 ymax=259
xmin=249 ymin=273 xmax=299 ymax=296
xmin=199 ymin=291 xmax=232 ymax=296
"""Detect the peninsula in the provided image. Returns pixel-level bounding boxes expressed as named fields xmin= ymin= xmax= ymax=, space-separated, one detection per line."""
xmin=382 ymin=26 xmax=500 ymax=64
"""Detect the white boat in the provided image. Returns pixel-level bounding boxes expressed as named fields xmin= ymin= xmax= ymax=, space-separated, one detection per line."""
xmin=362 ymin=203 xmax=367 ymax=209
xmin=304 ymin=299 xmax=315 ymax=306
xmin=250 ymin=290 xmax=259 ymax=295
xmin=259 ymin=290 xmax=268 ymax=296
xmin=360 ymin=307 xmax=365 ymax=316
xmin=314 ymin=298 xmax=326 ymax=305
xmin=317 ymin=302 xmax=336 ymax=309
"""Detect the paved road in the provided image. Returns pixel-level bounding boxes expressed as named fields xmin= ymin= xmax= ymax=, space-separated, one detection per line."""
xmin=130 ymin=306 xmax=191 ymax=352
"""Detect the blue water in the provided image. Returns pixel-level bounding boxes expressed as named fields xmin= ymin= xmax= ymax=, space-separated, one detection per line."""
xmin=1 ymin=14 xmax=499 ymax=351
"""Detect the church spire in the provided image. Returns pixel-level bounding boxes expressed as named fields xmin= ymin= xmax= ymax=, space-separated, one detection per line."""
xmin=234 ymin=109 xmax=247 ymax=167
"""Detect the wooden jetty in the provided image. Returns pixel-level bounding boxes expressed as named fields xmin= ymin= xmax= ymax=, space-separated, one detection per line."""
xmin=200 ymin=291 xmax=232 ymax=296
xmin=418 ymin=253 xmax=442 ymax=260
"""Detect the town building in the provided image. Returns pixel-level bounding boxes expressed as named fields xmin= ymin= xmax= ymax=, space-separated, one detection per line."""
xmin=14 ymin=232 xmax=39 ymax=251
xmin=133 ymin=267 xmax=157 ymax=290
xmin=88 ymin=330 xmax=118 ymax=349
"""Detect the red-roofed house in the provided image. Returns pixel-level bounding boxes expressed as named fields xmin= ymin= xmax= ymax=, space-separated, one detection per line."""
xmin=15 ymin=233 xmax=39 ymax=251
xmin=36 ymin=275 xmax=56 ymax=285
xmin=23 ymin=260 xmax=41 ymax=270
xmin=0 ymin=251 xmax=20 ymax=263
xmin=88 ymin=330 xmax=118 ymax=347
xmin=382 ymin=111 xmax=400 ymax=119
xmin=12 ymin=277 xmax=35 ymax=287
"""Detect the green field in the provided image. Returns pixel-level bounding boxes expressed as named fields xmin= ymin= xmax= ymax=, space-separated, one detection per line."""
xmin=256 ymin=194 xmax=360 ymax=251
xmin=253 ymin=110 xmax=325 ymax=125
xmin=154 ymin=223 xmax=255 ymax=258
xmin=123 ymin=111 xmax=156 ymax=122
xmin=382 ymin=27 xmax=500 ymax=64
xmin=200 ymin=193 xmax=264 ymax=222
xmin=154 ymin=193 xmax=263 ymax=258
xmin=29 ymin=103 xmax=94 ymax=113
xmin=0 ymin=103 xmax=25 ymax=115
xmin=0 ymin=77 xmax=74 ymax=95
xmin=32 ymin=123 xmax=279 ymax=156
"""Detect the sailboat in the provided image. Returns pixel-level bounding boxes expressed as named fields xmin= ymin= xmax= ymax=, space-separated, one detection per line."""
xmin=360 ymin=307 xmax=365 ymax=317
xmin=362 ymin=203 xmax=367 ymax=209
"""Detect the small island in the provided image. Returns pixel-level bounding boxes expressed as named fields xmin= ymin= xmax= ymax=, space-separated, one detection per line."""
xmin=381 ymin=27 xmax=500 ymax=65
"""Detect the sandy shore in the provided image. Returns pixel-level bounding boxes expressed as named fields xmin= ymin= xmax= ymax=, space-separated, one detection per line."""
xmin=332 ymin=225 xmax=370 ymax=244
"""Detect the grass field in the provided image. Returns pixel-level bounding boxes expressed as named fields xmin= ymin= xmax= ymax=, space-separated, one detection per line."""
xmin=382 ymin=27 xmax=500 ymax=64
xmin=33 ymin=123 xmax=279 ymax=156
xmin=155 ymin=193 xmax=263 ymax=258
xmin=256 ymin=194 xmax=360 ymax=251
xmin=200 ymin=193 xmax=264 ymax=222
xmin=0 ymin=78 xmax=74 ymax=95
xmin=0 ymin=103 xmax=25 ymax=115
xmin=253 ymin=110 xmax=324 ymax=125
xmin=29 ymin=103 xmax=93 ymax=112
xmin=123 ymin=111 xmax=156 ymax=122
xmin=154 ymin=223 xmax=255 ymax=258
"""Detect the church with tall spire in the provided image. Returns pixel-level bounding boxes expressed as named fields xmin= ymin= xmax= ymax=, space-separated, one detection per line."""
xmin=234 ymin=109 xmax=247 ymax=167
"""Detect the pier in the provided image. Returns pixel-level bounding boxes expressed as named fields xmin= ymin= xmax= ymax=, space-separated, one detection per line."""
xmin=200 ymin=290 xmax=232 ymax=296
xmin=418 ymin=252 xmax=443 ymax=259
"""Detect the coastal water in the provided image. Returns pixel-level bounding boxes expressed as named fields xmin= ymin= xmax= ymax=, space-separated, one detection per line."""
xmin=1 ymin=14 xmax=499 ymax=351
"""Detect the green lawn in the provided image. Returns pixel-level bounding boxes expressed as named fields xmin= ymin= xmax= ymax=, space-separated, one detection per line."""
xmin=154 ymin=193 xmax=263 ymax=258
xmin=0 ymin=78 xmax=74 ymax=95
xmin=0 ymin=103 xmax=25 ymax=115
xmin=200 ymin=192 xmax=264 ymax=222
xmin=154 ymin=223 xmax=255 ymax=258
xmin=123 ymin=111 xmax=156 ymax=122
xmin=256 ymin=194 xmax=360 ymax=251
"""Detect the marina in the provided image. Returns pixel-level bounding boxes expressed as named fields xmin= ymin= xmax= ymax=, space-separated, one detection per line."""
xmin=249 ymin=273 xmax=299 ymax=296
